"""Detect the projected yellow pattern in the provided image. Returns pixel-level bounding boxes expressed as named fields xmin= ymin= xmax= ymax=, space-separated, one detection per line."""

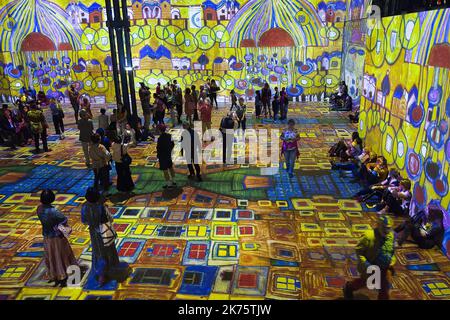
xmin=359 ymin=9 xmax=450 ymax=255
xmin=0 ymin=0 xmax=346 ymax=102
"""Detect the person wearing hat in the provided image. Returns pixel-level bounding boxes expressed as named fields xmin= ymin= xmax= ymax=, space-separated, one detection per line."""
xmin=344 ymin=215 xmax=396 ymax=300
xmin=78 ymin=109 xmax=94 ymax=167
xmin=156 ymin=124 xmax=176 ymax=188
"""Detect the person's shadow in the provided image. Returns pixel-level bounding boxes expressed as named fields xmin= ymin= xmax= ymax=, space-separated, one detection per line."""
xmin=162 ymin=187 xmax=183 ymax=200
xmin=108 ymin=192 xmax=134 ymax=204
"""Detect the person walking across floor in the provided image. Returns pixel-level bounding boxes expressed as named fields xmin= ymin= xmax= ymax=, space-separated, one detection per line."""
xmin=343 ymin=215 xmax=396 ymax=300
xmin=280 ymin=87 xmax=289 ymax=120
xmin=173 ymin=81 xmax=183 ymax=125
xmin=261 ymin=83 xmax=272 ymax=118
xmin=233 ymin=97 xmax=247 ymax=132
xmin=37 ymin=189 xmax=77 ymax=287
xmin=139 ymin=82 xmax=152 ymax=131
xmin=184 ymin=87 xmax=195 ymax=127
xmin=280 ymin=119 xmax=300 ymax=179
xmin=111 ymin=135 xmax=135 ymax=194
xmin=68 ymin=84 xmax=80 ymax=124
xmin=156 ymin=124 xmax=176 ymax=188
xmin=28 ymin=103 xmax=50 ymax=153
xmin=49 ymin=98 xmax=65 ymax=140
xmin=191 ymin=85 xmax=199 ymax=121
xmin=89 ymin=133 xmax=111 ymax=194
xmin=209 ymin=79 xmax=220 ymax=109
xmin=80 ymin=96 xmax=93 ymax=119
xmin=81 ymin=187 xmax=131 ymax=287
xmin=220 ymin=112 xmax=235 ymax=165
xmin=272 ymin=87 xmax=280 ymax=120
xmin=182 ymin=122 xmax=202 ymax=182
xmin=198 ymin=97 xmax=213 ymax=141
xmin=98 ymin=108 xmax=109 ymax=132
xmin=78 ymin=109 xmax=94 ymax=167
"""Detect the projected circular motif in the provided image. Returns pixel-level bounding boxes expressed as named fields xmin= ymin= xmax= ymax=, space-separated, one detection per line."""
xmin=413 ymin=184 xmax=427 ymax=210
xmin=434 ymin=177 xmax=448 ymax=197
xmin=408 ymin=102 xmax=424 ymax=127
xmin=286 ymin=85 xmax=303 ymax=97
xmin=428 ymin=85 xmax=442 ymax=106
xmin=424 ymin=158 xmax=440 ymax=182
xmin=426 ymin=122 xmax=445 ymax=150
xmin=406 ymin=150 xmax=421 ymax=179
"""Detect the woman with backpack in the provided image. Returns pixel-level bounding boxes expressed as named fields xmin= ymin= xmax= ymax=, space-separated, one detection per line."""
xmin=81 ymin=187 xmax=131 ymax=286
xmin=37 ymin=189 xmax=77 ymax=287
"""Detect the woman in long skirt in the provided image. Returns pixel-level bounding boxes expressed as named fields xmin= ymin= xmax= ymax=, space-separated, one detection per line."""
xmin=156 ymin=124 xmax=176 ymax=188
xmin=37 ymin=189 xmax=77 ymax=287
xmin=111 ymin=136 xmax=135 ymax=193
xmin=81 ymin=188 xmax=130 ymax=286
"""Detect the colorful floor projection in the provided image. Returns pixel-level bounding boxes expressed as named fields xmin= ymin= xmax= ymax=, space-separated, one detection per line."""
xmin=0 ymin=103 xmax=449 ymax=300
xmin=0 ymin=0 xmax=450 ymax=301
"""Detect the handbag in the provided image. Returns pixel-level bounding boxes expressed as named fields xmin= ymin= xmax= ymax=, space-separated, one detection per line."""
xmin=98 ymin=206 xmax=117 ymax=247
xmin=121 ymin=144 xmax=132 ymax=166
xmin=56 ymin=223 xmax=72 ymax=238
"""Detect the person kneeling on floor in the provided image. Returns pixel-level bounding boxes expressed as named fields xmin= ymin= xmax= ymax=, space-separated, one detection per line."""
xmin=344 ymin=216 xmax=396 ymax=300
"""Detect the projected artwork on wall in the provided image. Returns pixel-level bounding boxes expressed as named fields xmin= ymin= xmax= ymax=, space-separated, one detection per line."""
xmin=0 ymin=0 xmax=347 ymax=103
xmin=358 ymin=8 xmax=450 ymax=254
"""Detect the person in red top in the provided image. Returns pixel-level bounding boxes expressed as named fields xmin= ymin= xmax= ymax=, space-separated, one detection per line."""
xmin=198 ymin=97 xmax=212 ymax=141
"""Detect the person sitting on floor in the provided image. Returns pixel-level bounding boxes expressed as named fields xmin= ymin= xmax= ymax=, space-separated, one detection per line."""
xmin=331 ymin=146 xmax=371 ymax=172
xmin=356 ymin=156 xmax=388 ymax=185
xmin=353 ymin=169 xmax=401 ymax=203
xmin=395 ymin=205 xmax=444 ymax=249
xmin=377 ymin=179 xmax=412 ymax=216
xmin=329 ymin=131 xmax=360 ymax=158
xmin=341 ymin=136 xmax=363 ymax=162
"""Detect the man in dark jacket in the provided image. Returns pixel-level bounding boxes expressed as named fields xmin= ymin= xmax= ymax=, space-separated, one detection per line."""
xmin=182 ymin=122 xmax=202 ymax=182
xmin=220 ymin=112 xmax=235 ymax=164
xmin=156 ymin=124 xmax=176 ymax=188
xmin=78 ymin=109 xmax=94 ymax=167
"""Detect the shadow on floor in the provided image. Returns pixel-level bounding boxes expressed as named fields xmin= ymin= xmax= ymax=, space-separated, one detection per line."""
xmin=162 ymin=187 xmax=183 ymax=200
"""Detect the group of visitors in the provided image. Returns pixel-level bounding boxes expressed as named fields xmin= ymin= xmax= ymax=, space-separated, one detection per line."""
xmin=37 ymin=187 xmax=131 ymax=288
xmin=78 ymin=107 xmax=136 ymax=196
xmin=254 ymin=83 xmax=290 ymax=120
xmin=0 ymin=92 xmax=64 ymax=153
xmin=137 ymin=78 xmax=221 ymax=131
xmin=329 ymin=132 xmax=445 ymax=299
xmin=330 ymin=81 xmax=353 ymax=111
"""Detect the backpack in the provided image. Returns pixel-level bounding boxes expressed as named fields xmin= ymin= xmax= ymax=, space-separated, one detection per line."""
xmin=236 ymin=106 xmax=245 ymax=120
